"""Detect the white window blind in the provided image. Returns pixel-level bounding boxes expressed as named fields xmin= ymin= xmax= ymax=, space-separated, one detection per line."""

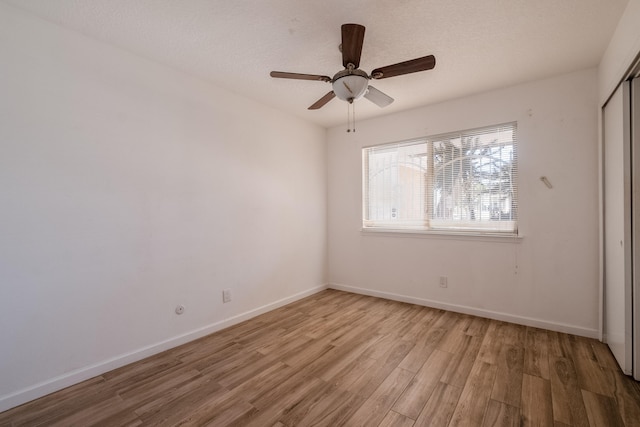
xmin=363 ymin=122 xmax=518 ymax=235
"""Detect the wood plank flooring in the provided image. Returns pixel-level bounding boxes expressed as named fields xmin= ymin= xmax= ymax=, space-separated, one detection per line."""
xmin=1 ymin=289 xmax=639 ymax=426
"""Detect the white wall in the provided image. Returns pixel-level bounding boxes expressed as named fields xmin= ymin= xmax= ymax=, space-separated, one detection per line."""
xmin=0 ymin=3 xmax=327 ymax=411
xmin=598 ymin=0 xmax=640 ymax=105
xmin=328 ymin=69 xmax=599 ymax=337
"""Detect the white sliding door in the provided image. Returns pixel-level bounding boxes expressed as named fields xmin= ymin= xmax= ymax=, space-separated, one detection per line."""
xmin=603 ymin=81 xmax=632 ymax=375
xmin=632 ymin=76 xmax=640 ymax=380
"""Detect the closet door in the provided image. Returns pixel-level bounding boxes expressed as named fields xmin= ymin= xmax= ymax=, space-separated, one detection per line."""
xmin=632 ymin=76 xmax=640 ymax=380
xmin=603 ymin=81 xmax=632 ymax=375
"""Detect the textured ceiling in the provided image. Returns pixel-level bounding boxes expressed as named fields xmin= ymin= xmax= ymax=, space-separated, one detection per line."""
xmin=2 ymin=0 xmax=629 ymax=128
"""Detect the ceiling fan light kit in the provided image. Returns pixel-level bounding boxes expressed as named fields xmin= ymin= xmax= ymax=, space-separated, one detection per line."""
xmin=270 ymin=23 xmax=436 ymax=128
xmin=332 ymin=68 xmax=369 ymax=102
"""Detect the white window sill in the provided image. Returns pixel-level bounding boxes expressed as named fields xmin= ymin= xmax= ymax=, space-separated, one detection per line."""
xmin=360 ymin=228 xmax=523 ymax=243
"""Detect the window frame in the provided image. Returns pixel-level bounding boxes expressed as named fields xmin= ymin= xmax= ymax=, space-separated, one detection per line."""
xmin=362 ymin=122 xmax=519 ymax=237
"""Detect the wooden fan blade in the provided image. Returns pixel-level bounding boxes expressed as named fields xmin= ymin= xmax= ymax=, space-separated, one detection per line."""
xmin=308 ymin=91 xmax=336 ymax=110
xmin=364 ymin=86 xmax=394 ymax=108
xmin=342 ymin=24 xmax=365 ymax=68
xmin=270 ymin=71 xmax=331 ymax=82
xmin=371 ymin=55 xmax=436 ymax=79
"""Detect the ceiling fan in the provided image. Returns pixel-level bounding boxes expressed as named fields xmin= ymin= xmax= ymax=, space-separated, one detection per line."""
xmin=270 ymin=23 xmax=436 ymax=110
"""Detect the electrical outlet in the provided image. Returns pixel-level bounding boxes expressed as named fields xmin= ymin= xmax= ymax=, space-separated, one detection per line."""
xmin=439 ymin=276 xmax=448 ymax=288
xmin=222 ymin=289 xmax=232 ymax=303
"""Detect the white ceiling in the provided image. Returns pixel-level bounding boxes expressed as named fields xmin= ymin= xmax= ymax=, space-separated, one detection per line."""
xmin=3 ymin=0 xmax=629 ymax=128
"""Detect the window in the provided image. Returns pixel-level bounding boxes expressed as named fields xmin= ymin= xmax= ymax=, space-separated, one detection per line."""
xmin=363 ymin=122 xmax=517 ymax=235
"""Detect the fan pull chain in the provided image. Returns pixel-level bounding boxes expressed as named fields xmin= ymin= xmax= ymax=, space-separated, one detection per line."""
xmin=346 ymin=102 xmax=357 ymax=133
xmin=352 ymin=102 xmax=356 ymax=133
xmin=346 ymin=103 xmax=350 ymax=133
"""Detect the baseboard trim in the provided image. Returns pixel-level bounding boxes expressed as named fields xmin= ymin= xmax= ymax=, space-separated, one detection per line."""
xmin=329 ymin=283 xmax=599 ymax=339
xmin=0 ymin=285 xmax=328 ymax=413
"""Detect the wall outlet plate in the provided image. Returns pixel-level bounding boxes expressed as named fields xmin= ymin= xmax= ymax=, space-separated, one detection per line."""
xmin=439 ymin=276 xmax=448 ymax=288
xmin=222 ymin=289 xmax=232 ymax=303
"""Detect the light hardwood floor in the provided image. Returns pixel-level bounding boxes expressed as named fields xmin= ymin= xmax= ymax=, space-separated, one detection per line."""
xmin=1 ymin=289 xmax=640 ymax=426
